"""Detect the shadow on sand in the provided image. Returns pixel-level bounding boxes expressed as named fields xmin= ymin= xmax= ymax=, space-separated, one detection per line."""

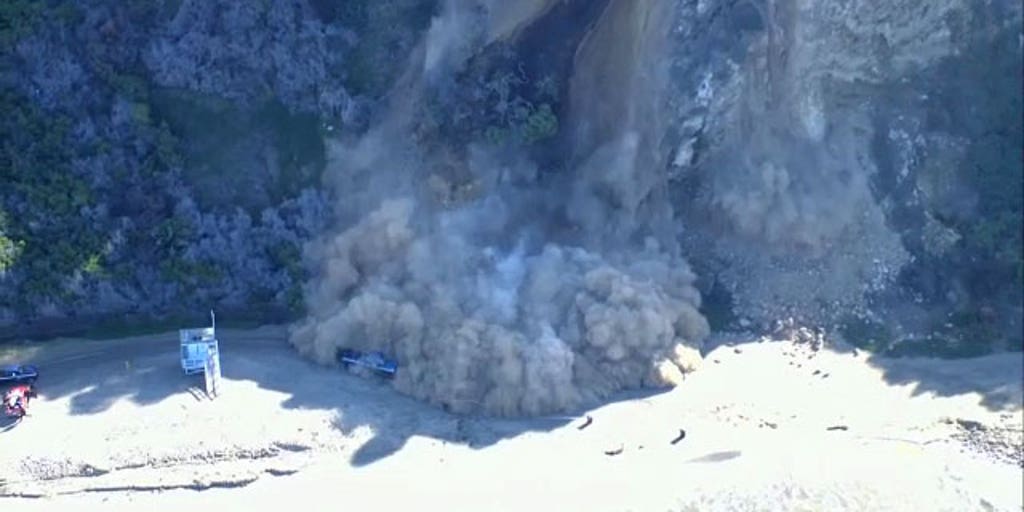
xmin=864 ymin=352 xmax=1023 ymax=412
xmin=25 ymin=343 xmax=195 ymax=416
xmin=221 ymin=343 xmax=671 ymax=467
xmin=0 ymin=414 xmax=22 ymax=434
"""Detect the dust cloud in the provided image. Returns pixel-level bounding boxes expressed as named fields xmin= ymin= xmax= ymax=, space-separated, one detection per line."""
xmin=290 ymin=0 xmax=709 ymax=416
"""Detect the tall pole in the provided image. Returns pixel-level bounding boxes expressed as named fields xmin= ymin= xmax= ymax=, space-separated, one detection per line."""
xmin=210 ymin=309 xmax=216 ymax=332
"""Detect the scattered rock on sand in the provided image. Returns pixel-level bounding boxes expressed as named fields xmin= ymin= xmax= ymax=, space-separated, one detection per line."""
xmin=945 ymin=417 xmax=1022 ymax=467
xmin=954 ymin=418 xmax=986 ymax=432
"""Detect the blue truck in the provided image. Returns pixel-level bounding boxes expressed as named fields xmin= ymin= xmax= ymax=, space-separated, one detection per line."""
xmin=0 ymin=364 xmax=38 ymax=385
xmin=337 ymin=349 xmax=398 ymax=378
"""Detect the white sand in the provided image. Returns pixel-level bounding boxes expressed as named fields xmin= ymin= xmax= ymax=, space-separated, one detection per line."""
xmin=1 ymin=329 xmax=1020 ymax=511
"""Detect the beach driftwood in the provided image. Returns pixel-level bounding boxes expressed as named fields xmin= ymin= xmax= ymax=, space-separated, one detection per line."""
xmin=578 ymin=415 xmax=593 ymax=431
xmin=670 ymin=429 xmax=687 ymax=445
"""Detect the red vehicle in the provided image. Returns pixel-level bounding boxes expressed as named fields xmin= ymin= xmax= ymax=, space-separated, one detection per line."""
xmin=3 ymin=384 xmax=36 ymax=418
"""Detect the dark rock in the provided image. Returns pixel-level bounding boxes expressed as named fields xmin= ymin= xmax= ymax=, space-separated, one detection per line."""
xmin=604 ymin=445 xmax=624 ymax=456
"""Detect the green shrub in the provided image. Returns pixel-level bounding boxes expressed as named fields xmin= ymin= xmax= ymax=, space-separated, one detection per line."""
xmin=838 ymin=315 xmax=892 ymax=352
xmin=53 ymin=2 xmax=83 ymax=26
xmin=285 ymin=282 xmax=305 ymax=314
xmin=337 ymin=0 xmax=436 ymax=97
xmin=422 ymin=48 xmax=563 ymax=149
xmin=267 ymin=240 xmax=304 ymax=277
xmin=521 ymin=103 xmax=558 ymax=143
xmin=151 ymin=90 xmax=325 ymax=207
xmin=310 ymin=0 xmax=369 ymax=25
xmin=0 ymin=1 xmax=89 ymax=50
xmin=0 ymin=233 xmax=24 ymax=273
xmin=344 ymin=49 xmax=383 ymax=97
xmin=474 ymin=102 xmax=560 ymax=147
xmin=159 ymin=257 xmax=223 ymax=289
xmin=256 ymin=100 xmax=326 ymax=199
xmin=887 ymin=335 xmax=994 ymax=359
xmin=0 ymin=90 xmax=106 ymax=303
xmin=0 ymin=0 xmax=44 ymax=50
xmin=152 ymin=216 xmax=195 ymax=252
xmin=483 ymin=126 xmax=510 ymax=145
xmin=154 ymin=121 xmax=183 ymax=168
xmin=534 ymin=75 xmax=559 ymax=100
xmin=81 ymin=253 xmax=105 ymax=276
xmin=131 ymin=102 xmax=152 ymax=125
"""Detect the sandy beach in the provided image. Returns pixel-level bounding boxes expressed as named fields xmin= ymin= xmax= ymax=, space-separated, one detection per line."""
xmin=1 ymin=327 xmax=1020 ymax=511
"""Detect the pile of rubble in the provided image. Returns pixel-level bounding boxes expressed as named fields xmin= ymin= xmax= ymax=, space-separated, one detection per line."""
xmin=945 ymin=416 xmax=1024 ymax=468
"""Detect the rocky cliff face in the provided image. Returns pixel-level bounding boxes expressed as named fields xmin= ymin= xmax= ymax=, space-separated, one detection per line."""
xmin=1 ymin=0 xmax=1020 ymax=359
xmin=661 ymin=0 xmax=1022 ymax=352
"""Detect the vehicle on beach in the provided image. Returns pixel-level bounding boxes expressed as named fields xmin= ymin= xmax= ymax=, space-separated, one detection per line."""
xmin=337 ymin=349 xmax=398 ymax=378
xmin=0 ymin=364 xmax=38 ymax=385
